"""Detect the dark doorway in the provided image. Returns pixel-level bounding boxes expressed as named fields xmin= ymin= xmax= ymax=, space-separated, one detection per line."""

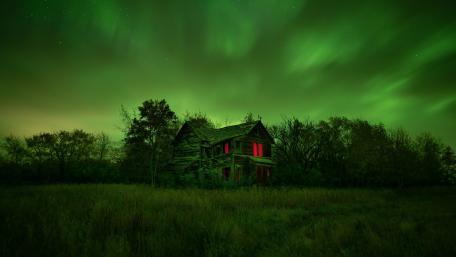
xmin=223 ymin=167 xmax=230 ymax=180
xmin=256 ymin=166 xmax=271 ymax=184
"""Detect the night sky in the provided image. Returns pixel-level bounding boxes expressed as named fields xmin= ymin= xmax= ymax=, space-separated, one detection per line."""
xmin=1 ymin=0 xmax=455 ymax=147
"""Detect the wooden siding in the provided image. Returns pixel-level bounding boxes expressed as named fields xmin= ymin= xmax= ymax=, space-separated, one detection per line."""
xmin=172 ymin=125 xmax=202 ymax=172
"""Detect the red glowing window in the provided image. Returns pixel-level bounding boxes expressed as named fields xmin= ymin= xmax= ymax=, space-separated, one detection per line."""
xmin=252 ymin=142 xmax=258 ymax=156
xmin=224 ymin=142 xmax=229 ymax=154
xmin=258 ymin=143 xmax=263 ymax=157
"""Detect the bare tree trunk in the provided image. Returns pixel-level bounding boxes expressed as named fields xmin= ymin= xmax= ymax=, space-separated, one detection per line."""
xmin=149 ymin=134 xmax=156 ymax=186
xmin=150 ymin=145 xmax=155 ymax=186
xmin=154 ymin=151 xmax=159 ymax=186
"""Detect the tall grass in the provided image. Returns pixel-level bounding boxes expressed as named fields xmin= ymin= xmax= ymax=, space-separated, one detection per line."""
xmin=1 ymin=185 xmax=455 ymax=257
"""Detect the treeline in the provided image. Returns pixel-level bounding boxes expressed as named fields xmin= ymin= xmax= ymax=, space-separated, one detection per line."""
xmin=0 ymin=131 xmax=122 ymax=184
xmin=0 ymin=99 xmax=455 ymax=187
xmin=270 ymin=117 xmax=456 ymax=187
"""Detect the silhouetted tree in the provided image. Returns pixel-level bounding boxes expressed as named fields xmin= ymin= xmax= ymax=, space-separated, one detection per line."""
xmin=441 ymin=146 xmax=456 ymax=184
xmin=184 ymin=111 xmax=215 ymax=128
xmin=123 ymin=99 xmax=178 ymax=184
xmin=47 ymin=130 xmax=96 ymax=180
xmin=243 ymin=112 xmax=262 ymax=123
xmin=71 ymin=130 xmax=96 ymax=162
xmin=388 ymin=128 xmax=419 ymax=187
xmin=316 ymin=117 xmax=350 ymax=186
xmin=271 ymin=118 xmax=321 ymax=185
xmin=243 ymin=112 xmax=255 ymax=123
xmin=94 ymin=132 xmax=111 ymax=161
xmin=415 ymin=133 xmax=443 ymax=185
xmin=346 ymin=120 xmax=392 ymax=186
xmin=2 ymin=135 xmax=28 ymax=165
xmin=25 ymin=133 xmax=55 ymax=181
xmin=119 ymin=105 xmax=134 ymax=136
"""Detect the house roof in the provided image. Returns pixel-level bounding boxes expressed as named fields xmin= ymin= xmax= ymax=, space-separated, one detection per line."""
xmin=177 ymin=120 xmax=274 ymax=145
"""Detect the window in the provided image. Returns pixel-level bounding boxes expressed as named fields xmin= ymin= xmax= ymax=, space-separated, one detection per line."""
xmin=252 ymin=142 xmax=264 ymax=157
xmin=224 ymin=142 xmax=229 ymax=154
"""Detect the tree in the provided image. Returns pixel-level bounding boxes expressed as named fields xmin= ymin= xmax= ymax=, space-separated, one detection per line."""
xmin=345 ymin=120 xmax=393 ymax=186
xmin=184 ymin=111 xmax=215 ymax=128
xmin=25 ymin=133 xmax=55 ymax=179
xmin=94 ymin=132 xmax=111 ymax=161
xmin=118 ymin=105 xmax=134 ymax=137
xmin=2 ymin=135 xmax=28 ymax=165
xmin=26 ymin=133 xmax=55 ymax=162
xmin=243 ymin=112 xmax=261 ymax=123
xmin=51 ymin=130 xmax=96 ymax=180
xmin=441 ymin=146 xmax=456 ymax=185
xmin=123 ymin=99 xmax=178 ymax=184
xmin=316 ymin=117 xmax=350 ymax=186
xmin=387 ymin=128 xmax=419 ymax=187
xmin=415 ymin=133 xmax=443 ymax=185
xmin=271 ymin=118 xmax=321 ymax=185
xmin=71 ymin=130 xmax=96 ymax=162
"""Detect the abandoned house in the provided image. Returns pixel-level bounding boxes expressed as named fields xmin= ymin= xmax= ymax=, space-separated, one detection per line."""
xmin=172 ymin=120 xmax=275 ymax=183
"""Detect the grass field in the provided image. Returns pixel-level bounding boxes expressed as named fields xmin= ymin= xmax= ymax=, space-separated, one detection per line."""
xmin=1 ymin=185 xmax=455 ymax=257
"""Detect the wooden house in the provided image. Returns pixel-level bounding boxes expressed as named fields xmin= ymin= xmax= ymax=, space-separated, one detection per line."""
xmin=172 ymin=120 xmax=274 ymax=183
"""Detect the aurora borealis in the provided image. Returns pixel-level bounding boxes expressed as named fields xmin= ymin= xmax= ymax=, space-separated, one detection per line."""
xmin=1 ymin=0 xmax=455 ymax=147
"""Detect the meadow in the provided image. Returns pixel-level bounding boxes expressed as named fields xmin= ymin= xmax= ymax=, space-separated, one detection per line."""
xmin=1 ymin=185 xmax=455 ymax=257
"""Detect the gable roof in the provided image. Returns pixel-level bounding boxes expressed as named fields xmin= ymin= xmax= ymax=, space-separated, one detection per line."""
xmin=174 ymin=120 xmax=274 ymax=145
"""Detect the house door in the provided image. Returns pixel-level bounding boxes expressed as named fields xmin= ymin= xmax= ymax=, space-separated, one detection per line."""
xmin=256 ymin=166 xmax=270 ymax=184
xmin=223 ymin=167 xmax=230 ymax=180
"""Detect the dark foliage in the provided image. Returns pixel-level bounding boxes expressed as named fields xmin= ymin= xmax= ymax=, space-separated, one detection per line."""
xmin=270 ymin=117 xmax=456 ymax=187
xmin=0 ymin=131 xmax=120 ymax=184
xmin=121 ymin=99 xmax=178 ymax=184
xmin=184 ymin=111 xmax=216 ymax=128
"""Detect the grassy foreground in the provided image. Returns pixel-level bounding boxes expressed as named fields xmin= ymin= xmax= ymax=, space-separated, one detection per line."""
xmin=0 ymin=185 xmax=455 ymax=257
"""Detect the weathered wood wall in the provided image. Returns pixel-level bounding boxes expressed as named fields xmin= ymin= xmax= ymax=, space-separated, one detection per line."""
xmin=172 ymin=125 xmax=202 ymax=172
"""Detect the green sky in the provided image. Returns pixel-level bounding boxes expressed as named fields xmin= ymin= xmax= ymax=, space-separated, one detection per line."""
xmin=1 ymin=0 xmax=455 ymax=147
